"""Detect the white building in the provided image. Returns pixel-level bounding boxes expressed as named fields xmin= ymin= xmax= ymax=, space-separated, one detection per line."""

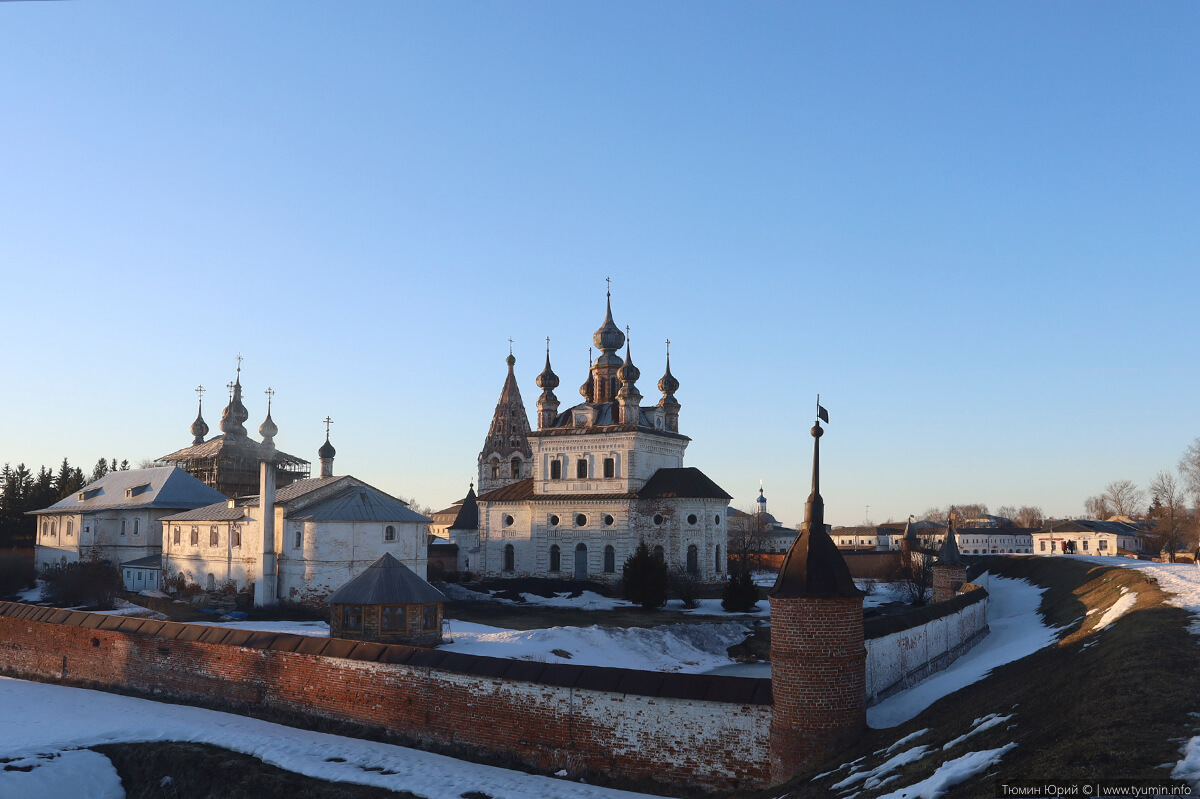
xmin=30 ymin=466 xmax=225 ymax=572
xmin=1031 ymin=519 xmax=1143 ymax=557
xmin=473 ymin=295 xmax=731 ymax=582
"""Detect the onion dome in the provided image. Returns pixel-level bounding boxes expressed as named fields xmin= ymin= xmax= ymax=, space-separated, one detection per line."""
xmin=757 ymin=486 xmax=767 ymax=511
xmin=658 ymin=350 xmax=680 ymax=396
xmin=580 ymin=369 xmax=594 ymax=400
xmin=592 ymin=292 xmax=626 ymax=353
xmin=219 ymin=366 xmax=249 ymax=437
xmin=617 ymin=337 xmax=640 ymax=384
xmin=190 ymin=394 xmax=209 ymax=445
xmin=259 ymin=388 xmax=278 ymax=445
xmin=319 ymin=433 xmax=336 ymax=460
xmin=536 ymin=345 xmax=559 ymax=391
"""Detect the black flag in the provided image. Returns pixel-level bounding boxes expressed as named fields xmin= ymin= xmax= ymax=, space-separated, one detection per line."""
xmin=817 ymin=404 xmax=829 ymax=424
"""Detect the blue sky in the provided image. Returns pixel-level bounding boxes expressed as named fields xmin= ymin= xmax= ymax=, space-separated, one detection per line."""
xmin=1 ymin=2 xmax=1197 ymax=526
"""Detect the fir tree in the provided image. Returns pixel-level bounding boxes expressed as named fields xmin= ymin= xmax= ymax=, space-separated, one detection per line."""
xmin=622 ymin=540 xmax=668 ymax=610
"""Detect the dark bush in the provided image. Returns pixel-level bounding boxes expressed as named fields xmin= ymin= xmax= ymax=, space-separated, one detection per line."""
xmin=0 ymin=552 xmax=37 ymax=598
xmin=671 ymin=568 xmax=702 ymax=609
xmin=44 ymin=561 xmax=124 ymax=610
xmin=721 ymin=570 xmax=760 ymax=613
xmin=622 ymin=540 xmax=668 ymax=610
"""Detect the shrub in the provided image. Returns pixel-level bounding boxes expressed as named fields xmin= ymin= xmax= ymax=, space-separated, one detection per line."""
xmin=622 ymin=540 xmax=668 ymax=610
xmin=44 ymin=561 xmax=124 ymax=609
xmin=0 ymin=552 xmax=37 ymax=598
xmin=671 ymin=568 xmax=702 ymax=609
xmin=721 ymin=570 xmax=760 ymax=613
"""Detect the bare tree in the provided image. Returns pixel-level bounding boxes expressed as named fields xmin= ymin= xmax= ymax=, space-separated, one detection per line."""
xmin=995 ymin=505 xmax=1018 ymax=524
xmin=1084 ymin=495 xmax=1111 ymax=520
xmin=920 ymin=506 xmax=947 ymax=524
xmin=1148 ymin=470 xmax=1193 ymax=561
xmin=1179 ymin=438 xmax=1200 ymax=506
xmin=1101 ymin=479 xmax=1145 ymax=518
xmin=896 ymin=550 xmax=932 ymax=606
xmin=726 ymin=508 xmax=772 ymax=575
xmin=1013 ymin=506 xmax=1044 ymax=528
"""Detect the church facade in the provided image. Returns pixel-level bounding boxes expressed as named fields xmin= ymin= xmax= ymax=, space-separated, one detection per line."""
xmin=473 ymin=295 xmax=730 ymax=582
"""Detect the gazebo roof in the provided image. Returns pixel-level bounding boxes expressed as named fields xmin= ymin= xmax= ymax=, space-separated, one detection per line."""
xmin=327 ymin=553 xmax=446 ymax=606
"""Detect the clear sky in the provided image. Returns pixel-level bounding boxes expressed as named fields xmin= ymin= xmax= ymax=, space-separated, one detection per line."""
xmin=1 ymin=2 xmax=1198 ymax=527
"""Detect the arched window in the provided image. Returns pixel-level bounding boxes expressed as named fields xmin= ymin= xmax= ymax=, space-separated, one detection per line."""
xmin=715 ymin=544 xmax=722 ymax=573
xmin=41 ymin=521 xmax=48 ymax=538
xmin=120 ymin=520 xmax=126 ymax=536
xmin=231 ymin=526 xmax=241 ymax=547
xmin=385 ymin=525 xmax=395 ymax=542
xmin=511 ymin=457 xmax=521 ymax=478
xmin=687 ymin=545 xmax=699 ymax=575
xmin=574 ymin=543 xmax=588 ymax=579
xmin=503 ymin=544 xmax=515 ymax=572
xmin=206 ymin=573 xmax=216 ymax=591
xmin=190 ymin=526 xmax=199 ymax=545
xmin=490 ymin=459 xmax=500 ymax=479
xmin=549 ymin=544 xmax=561 ymax=572
xmin=173 ymin=526 xmax=181 ymax=545
xmin=133 ymin=519 xmax=140 ymax=536
xmin=50 ymin=521 xmax=57 ymax=537
xmin=209 ymin=526 xmax=219 ymax=546
xmin=604 ymin=545 xmax=615 ymax=573
xmin=66 ymin=520 xmax=73 ymax=537
xmin=550 ymin=460 xmax=563 ymax=479
xmin=653 ymin=545 xmax=664 ymax=562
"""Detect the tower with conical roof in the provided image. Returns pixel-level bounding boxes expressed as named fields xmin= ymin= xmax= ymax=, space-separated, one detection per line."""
xmin=477 ymin=346 xmax=534 ymax=495
xmin=768 ymin=406 xmax=865 ymax=785
xmin=932 ymin=512 xmax=969 ymax=602
xmin=536 ymin=339 xmax=560 ymax=429
xmin=657 ymin=340 xmax=681 ymax=432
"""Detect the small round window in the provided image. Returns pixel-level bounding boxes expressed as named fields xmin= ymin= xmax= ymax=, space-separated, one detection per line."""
xmin=715 ymin=515 xmax=721 ymax=525
xmin=575 ymin=514 xmax=587 ymax=527
xmin=687 ymin=514 xmax=698 ymax=525
xmin=549 ymin=514 xmax=560 ymax=527
xmin=653 ymin=514 xmax=664 ymax=526
xmin=503 ymin=514 xmax=514 ymax=527
xmin=603 ymin=514 xmax=614 ymax=526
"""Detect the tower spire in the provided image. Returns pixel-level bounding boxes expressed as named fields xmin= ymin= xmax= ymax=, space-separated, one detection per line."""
xmin=478 ymin=348 xmax=533 ymax=493
xmin=657 ymin=338 xmax=681 ymax=431
xmin=219 ymin=356 xmax=249 ymax=437
xmin=190 ymin=385 xmax=209 ymax=445
xmin=258 ymin=387 xmax=278 ymax=446
xmin=536 ymin=336 xmax=561 ymax=430
xmin=319 ymin=416 xmax=336 ymax=478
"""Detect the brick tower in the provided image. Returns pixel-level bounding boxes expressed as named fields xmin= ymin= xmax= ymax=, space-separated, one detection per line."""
xmin=768 ymin=406 xmax=865 ymax=785
xmin=477 ymin=347 xmax=534 ymax=495
xmin=932 ymin=512 xmax=968 ymax=603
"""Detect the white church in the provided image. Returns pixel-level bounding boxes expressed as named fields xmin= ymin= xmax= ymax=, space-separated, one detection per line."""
xmin=471 ymin=293 xmax=731 ymax=582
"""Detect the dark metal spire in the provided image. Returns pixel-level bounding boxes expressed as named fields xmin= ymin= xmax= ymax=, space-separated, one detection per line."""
xmin=938 ymin=512 xmax=965 ymax=566
xmin=769 ymin=408 xmax=862 ymax=599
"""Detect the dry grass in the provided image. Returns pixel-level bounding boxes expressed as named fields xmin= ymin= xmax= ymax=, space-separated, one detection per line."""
xmin=742 ymin=556 xmax=1200 ymax=799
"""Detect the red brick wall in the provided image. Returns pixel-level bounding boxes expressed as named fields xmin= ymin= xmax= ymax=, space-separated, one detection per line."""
xmin=932 ymin=564 xmax=969 ymax=604
xmin=768 ymin=596 xmax=866 ymax=785
xmin=0 ymin=604 xmax=770 ymax=790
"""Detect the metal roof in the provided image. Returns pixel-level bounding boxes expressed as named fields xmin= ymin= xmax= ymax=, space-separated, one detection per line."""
xmin=159 ymin=434 xmax=310 ymax=468
xmin=326 ymin=553 xmax=446 ymax=606
xmin=637 ymin=468 xmax=731 ymax=500
xmin=120 ymin=554 xmax=162 ymax=569
xmin=289 ymin=484 xmax=430 ymax=523
xmin=29 ymin=467 xmax=226 ymax=516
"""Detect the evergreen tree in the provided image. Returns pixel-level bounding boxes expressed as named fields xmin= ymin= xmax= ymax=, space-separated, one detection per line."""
xmin=721 ymin=570 xmax=760 ymax=613
xmin=89 ymin=458 xmax=109 ymax=483
xmin=622 ymin=540 xmax=668 ymax=610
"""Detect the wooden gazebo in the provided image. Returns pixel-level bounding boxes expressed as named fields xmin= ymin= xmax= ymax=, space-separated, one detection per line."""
xmin=327 ymin=553 xmax=446 ymax=646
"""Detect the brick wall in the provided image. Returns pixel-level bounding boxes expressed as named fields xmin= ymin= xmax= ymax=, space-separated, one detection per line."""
xmin=768 ymin=596 xmax=866 ymax=785
xmin=0 ymin=602 xmax=770 ymax=791
xmin=931 ymin=563 xmax=969 ymax=603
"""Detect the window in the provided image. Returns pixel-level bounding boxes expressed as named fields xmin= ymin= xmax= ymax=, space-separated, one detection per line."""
xmin=511 ymin=457 xmax=521 ymax=477
xmin=490 ymin=460 xmax=499 ymax=479
xmin=1099 ymin=539 xmax=1108 ymax=551
xmin=295 ymin=528 xmax=303 ymax=549
xmin=342 ymin=605 xmax=363 ymax=632
xmin=576 ymin=459 xmax=588 ymax=479
xmin=190 ymin=526 xmax=199 ymax=545
xmin=503 ymin=544 xmax=515 ymax=572
xmin=1083 ymin=540 xmax=1089 ymax=551
xmin=173 ymin=526 xmax=181 ymax=545
xmin=687 ymin=514 xmax=697 ymax=525
xmin=385 ymin=525 xmax=396 ymax=542
xmin=120 ymin=520 xmax=126 ymax=536
xmin=653 ymin=514 xmax=664 ymax=526
xmin=124 ymin=570 xmax=130 ymax=581
xmin=653 ymin=545 xmax=665 ymax=562
xmin=503 ymin=515 xmax=514 ymax=527
xmin=550 ymin=460 xmax=562 ymax=480
xmin=41 ymin=521 xmax=47 ymax=538
xmin=575 ymin=514 xmax=587 ymax=527
xmin=231 ymin=525 xmax=241 ymax=547
xmin=133 ymin=519 xmax=140 ymax=536
xmin=715 ymin=515 xmax=721 ymax=526
xmin=1040 ymin=541 xmax=1046 ymax=552
xmin=604 ymin=545 xmax=615 ymax=573
xmin=687 ymin=545 xmax=699 ymax=575
xmin=715 ymin=544 xmax=722 ymax=573
xmin=603 ymin=514 xmax=614 ymax=526
xmin=423 ymin=605 xmax=439 ymax=631
xmin=66 ymin=521 xmax=73 ymax=537
xmin=50 ymin=521 xmax=56 ymax=537
xmin=209 ymin=526 xmax=219 ymax=546
xmin=381 ymin=605 xmax=405 ymax=633
xmin=549 ymin=514 xmax=559 ymax=526
xmin=603 ymin=458 xmax=615 ymax=478
xmin=549 ymin=544 xmax=561 ymax=572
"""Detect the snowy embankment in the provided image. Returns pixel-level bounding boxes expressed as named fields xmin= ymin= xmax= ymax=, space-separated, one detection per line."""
xmin=0 ymin=677 xmax=661 ymax=799
xmin=191 ymin=618 xmax=752 ymax=673
xmin=867 ymin=574 xmax=1056 ymax=728
xmin=1061 ymin=556 xmax=1200 ymax=786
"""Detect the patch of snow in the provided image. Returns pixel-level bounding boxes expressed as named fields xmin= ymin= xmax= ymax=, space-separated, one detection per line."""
xmin=444 ymin=621 xmax=751 ymax=672
xmin=192 ymin=620 xmax=331 ymax=637
xmin=882 ymin=729 xmax=929 ymax=755
xmin=499 ymin=591 xmax=633 ymax=611
xmin=0 ymin=748 xmax=123 ymax=799
xmin=942 ymin=714 xmax=1013 ymax=750
xmin=867 ymin=575 xmax=1055 ymax=729
xmin=875 ymin=744 xmax=1017 ymax=799
xmin=0 ymin=677 xmax=659 ymax=799
xmin=1093 ymin=592 xmax=1137 ymax=631
xmin=831 ymin=746 xmax=929 ymax=791
xmin=676 ymin=598 xmax=769 ymax=617
xmin=15 ymin=581 xmax=45 ymax=603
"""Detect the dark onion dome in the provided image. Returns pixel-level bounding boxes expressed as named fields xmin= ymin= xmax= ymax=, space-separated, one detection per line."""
xmin=506 ymin=352 xmax=516 ymax=368
xmin=219 ymin=376 xmax=250 ymax=436
xmin=536 ymin=348 xmax=560 ymax=391
xmin=259 ymin=409 xmax=278 ymax=443
xmin=190 ymin=403 xmax=209 ymax=445
xmin=579 ymin=369 xmax=594 ymax=399
xmin=617 ymin=339 xmax=640 ymax=384
xmin=319 ymin=433 xmax=336 ymax=459
xmin=592 ymin=293 xmax=626 ymax=352
xmin=658 ymin=351 xmax=680 ymax=396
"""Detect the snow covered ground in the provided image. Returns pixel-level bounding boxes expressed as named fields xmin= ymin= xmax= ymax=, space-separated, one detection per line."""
xmin=867 ymin=574 xmax=1057 ymax=728
xmin=191 ymin=618 xmax=752 ymax=673
xmin=0 ymin=677 xmax=662 ymax=799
